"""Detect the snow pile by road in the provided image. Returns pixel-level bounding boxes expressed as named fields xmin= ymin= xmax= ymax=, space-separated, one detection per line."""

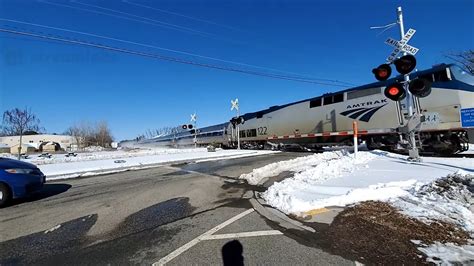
xmin=245 ymin=149 xmax=473 ymax=263
xmin=29 ymin=148 xmax=277 ymax=180
xmin=395 ymin=173 xmax=474 ymax=263
xmin=13 ymin=147 xmax=220 ymax=165
xmin=417 ymin=242 xmax=474 ymax=264
xmin=254 ymin=150 xmax=473 ymax=214
xmin=240 ymin=150 xmax=374 ymax=185
xmin=393 ymin=173 xmax=474 ymax=234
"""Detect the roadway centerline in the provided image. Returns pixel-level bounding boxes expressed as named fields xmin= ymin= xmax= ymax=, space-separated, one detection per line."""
xmin=201 ymin=230 xmax=283 ymax=240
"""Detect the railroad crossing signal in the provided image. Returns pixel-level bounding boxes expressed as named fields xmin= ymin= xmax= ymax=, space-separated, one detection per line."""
xmin=230 ymin=116 xmax=244 ymax=128
xmin=372 ymin=64 xmax=392 ymax=81
xmin=394 ymin=54 xmax=416 ymax=74
xmin=384 ymin=83 xmax=406 ymax=101
xmin=385 ymin=28 xmax=419 ymax=63
xmin=409 ymin=78 xmax=432 ymax=98
xmin=374 ymin=54 xmax=430 ymax=101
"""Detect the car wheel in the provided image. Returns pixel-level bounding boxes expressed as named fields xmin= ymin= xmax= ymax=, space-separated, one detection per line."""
xmin=0 ymin=183 xmax=12 ymax=207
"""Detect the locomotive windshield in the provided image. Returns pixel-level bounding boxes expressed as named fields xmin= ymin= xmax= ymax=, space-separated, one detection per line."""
xmin=450 ymin=65 xmax=474 ymax=85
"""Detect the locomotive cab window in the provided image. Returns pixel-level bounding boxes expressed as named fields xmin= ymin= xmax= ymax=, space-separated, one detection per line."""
xmin=347 ymin=87 xmax=381 ymax=100
xmin=333 ymin=93 xmax=344 ymax=103
xmin=256 ymin=112 xmax=263 ymax=119
xmin=323 ymin=96 xmax=333 ymax=105
xmin=433 ymin=70 xmax=450 ymax=82
xmin=309 ymin=98 xmax=322 ymax=108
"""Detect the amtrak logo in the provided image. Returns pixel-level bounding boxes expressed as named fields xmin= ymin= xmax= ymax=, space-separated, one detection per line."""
xmin=340 ymin=103 xmax=387 ymax=122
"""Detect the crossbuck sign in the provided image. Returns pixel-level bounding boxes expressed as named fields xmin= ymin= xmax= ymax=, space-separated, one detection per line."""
xmin=231 ymin=98 xmax=239 ymax=111
xmin=190 ymin=113 xmax=197 ymax=122
xmin=385 ymin=28 xmax=419 ymax=63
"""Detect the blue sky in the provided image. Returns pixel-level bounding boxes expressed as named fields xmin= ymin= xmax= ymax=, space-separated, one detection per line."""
xmin=0 ymin=0 xmax=473 ymax=140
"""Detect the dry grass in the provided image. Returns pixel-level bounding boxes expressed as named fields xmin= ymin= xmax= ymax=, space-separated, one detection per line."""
xmin=326 ymin=201 xmax=470 ymax=265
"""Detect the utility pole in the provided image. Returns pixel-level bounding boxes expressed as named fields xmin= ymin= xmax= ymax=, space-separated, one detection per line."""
xmin=397 ymin=6 xmax=420 ymax=161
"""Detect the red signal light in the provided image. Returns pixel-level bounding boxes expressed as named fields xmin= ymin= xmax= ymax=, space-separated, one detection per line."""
xmin=388 ymin=86 xmax=400 ymax=96
xmin=372 ymin=64 xmax=392 ymax=81
xmin=384 ymin=83 xmax=406 ymax=101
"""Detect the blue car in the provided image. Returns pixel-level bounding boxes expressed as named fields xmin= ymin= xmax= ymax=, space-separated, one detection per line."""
xmin=0 ymin=157 xmax=46 ymax=207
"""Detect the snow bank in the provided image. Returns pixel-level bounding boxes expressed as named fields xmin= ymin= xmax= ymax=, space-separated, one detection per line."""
xmin=240 ymin=150 xmax=371 ymax=185
xmin=260 ymin=151 xmax=378 ymax=213
xmin=417 ymin=242 xmax=474 ymax=264
xmin=248 ymin=149 xmax=473 ymax=263
xmin=393 ymin=173 xmax=474 ymax=234
xmin=255 ymin=150 xmax=473 ymax=214
xmin=25 ymin=148 xmax=213 ymax=165
xmin=396 ymin=173 xmax=474 ymax=264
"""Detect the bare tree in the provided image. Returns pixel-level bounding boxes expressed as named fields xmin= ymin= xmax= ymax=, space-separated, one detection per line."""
xmin=64 ymin=125 xmax=84 ymax=151
xmin=65 ymin=121 xmax=113 ymax=149
xmin=96 ymin=121 xmax=113 ymax=148
xmin=2 ymin=107 xmax=41 ymax=159
xmin=446 ymin=50 xmax=474 ymax=74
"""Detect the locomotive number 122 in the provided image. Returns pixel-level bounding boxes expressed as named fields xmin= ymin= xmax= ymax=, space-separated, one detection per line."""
xmin=257 ymin=127 xmax=267 ymax=135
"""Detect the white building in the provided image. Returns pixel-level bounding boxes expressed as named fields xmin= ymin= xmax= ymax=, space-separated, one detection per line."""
xmin=0 ymin=134 xmax=77 ymax=152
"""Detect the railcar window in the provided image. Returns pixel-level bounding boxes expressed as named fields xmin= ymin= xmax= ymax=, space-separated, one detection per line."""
xmin=333 ymin=93 xmax=344 ymax=103
xmin=323 ymin=96 xmax=333 ymax=105
xmin=246 ymin=129 xmax=257 ymax=137
xmin=347 ymin=87 xmax=381 ymax=100
xmin=239 ymin=130 xmax=246 ymax=138
xmin=309 ymin=98 xmax=322 ymax=108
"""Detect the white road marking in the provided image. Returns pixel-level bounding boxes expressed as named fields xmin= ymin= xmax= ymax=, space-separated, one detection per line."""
xmin=201 ymin=230 xmax=283 ymax=240
xmin=44 ymin=224 xmax=61 ymax=234
xmin=153 ymin=208 xmax=255 ymax=266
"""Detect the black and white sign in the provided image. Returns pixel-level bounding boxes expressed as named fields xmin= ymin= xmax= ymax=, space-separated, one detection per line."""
xmin=386 ymin=28 xmax=419 ymax=62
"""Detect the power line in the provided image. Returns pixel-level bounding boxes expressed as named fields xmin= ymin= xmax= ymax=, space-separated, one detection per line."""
xmin=37 ymin=0 xmax=211 ymax=37
xmin=0 ymin=18 xmax=354 ymax=85
xmin=0 ymin=27 xmax=351 ymax=87
xmin=71 ymin=0 xmax=216 ymax=37
xmin=123 ymin=0 xmax=244 ymax=32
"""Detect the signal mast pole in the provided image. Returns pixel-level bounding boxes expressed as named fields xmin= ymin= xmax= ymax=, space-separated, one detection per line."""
xmin=191 ymin=113 xmax=197 ymax=148
xmin=237 ymin=106 xmax=241 ymax=150
xmin=397 ymin=6 xmax=420 ymax=161
xmin=231 ymin=98 xmax=241 ymax=150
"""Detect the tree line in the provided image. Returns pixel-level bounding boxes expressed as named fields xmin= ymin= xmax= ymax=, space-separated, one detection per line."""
xmin=65 ymin=121 xmax=114 ymax=148
xmin=1 ymin=107 xmax=114 ymax=157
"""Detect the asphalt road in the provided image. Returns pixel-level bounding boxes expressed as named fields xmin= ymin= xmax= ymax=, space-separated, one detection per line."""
xmin=0 ymin=152 xmax=353 ymax=265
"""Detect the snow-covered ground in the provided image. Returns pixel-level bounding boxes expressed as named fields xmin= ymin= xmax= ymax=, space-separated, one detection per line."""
xmin=241 ymin=150 xmax=472 ymax=214
xmin=1 ymin=148 xmax=277 ymax=180
xmin=240 ymin=149 xmax=474 ymax=263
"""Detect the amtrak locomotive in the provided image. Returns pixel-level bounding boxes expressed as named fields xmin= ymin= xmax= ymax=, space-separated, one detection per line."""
xmin=142 ymin=64 xmax=474 ymax=156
